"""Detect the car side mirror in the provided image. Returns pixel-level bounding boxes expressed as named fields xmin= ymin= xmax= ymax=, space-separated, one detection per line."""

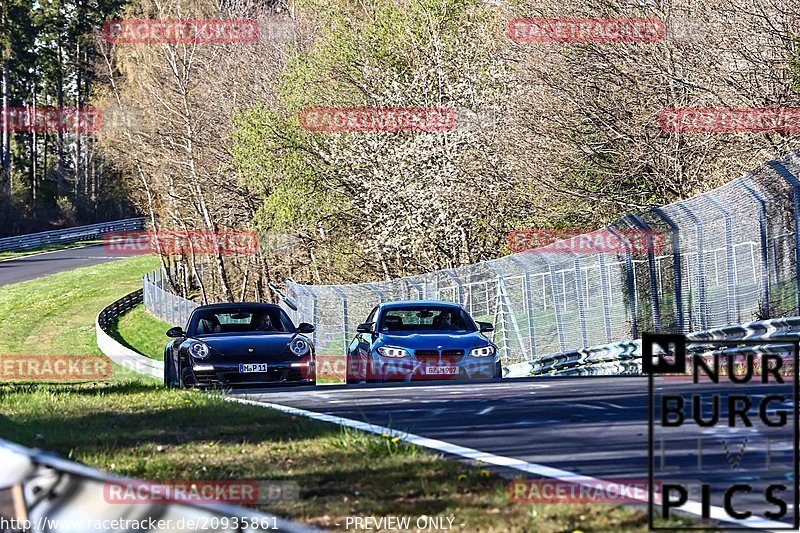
xmin=297 ymin=323 xmax=315 ymax=334
xmin=356 ymin=322 xmax=375 ymax=334
xmin=478 ymin=322 xmax=494 ymax=333
xmin=166 ymin=326 xmax=185 ymax=338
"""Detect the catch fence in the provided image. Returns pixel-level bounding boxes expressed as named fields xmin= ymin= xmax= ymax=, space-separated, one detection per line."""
xmin=280 ymin=151 xmax=800 ymax=363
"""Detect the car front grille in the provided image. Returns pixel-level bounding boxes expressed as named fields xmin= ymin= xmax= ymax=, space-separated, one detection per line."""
xmin=414 ymin=350 xmax=440 ymax=364
xmin=441 ymin=349 xmax=464 ymax=363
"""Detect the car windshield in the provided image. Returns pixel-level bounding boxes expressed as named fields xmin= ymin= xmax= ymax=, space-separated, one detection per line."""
xmin=379 ymin=306 xmax=476 ymax=333
xmin=190 ymin=307 xmax=296 ymax=335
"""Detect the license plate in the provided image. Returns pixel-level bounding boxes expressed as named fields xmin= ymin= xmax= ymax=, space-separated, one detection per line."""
xmin=239 ymin=363 xmax=268 ymax=373
xmin=425 ymin=366 xmax=457 ymax=375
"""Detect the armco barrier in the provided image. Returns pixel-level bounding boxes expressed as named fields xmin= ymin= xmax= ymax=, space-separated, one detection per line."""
xmin=0 ymin=217 xmax=146 ymax=252
xmin=96 ymin=289 xmax=163 ymax=379
xmin=503 ymin=315 xmax=800 ymax=377
xmin=0 ymin=437 xmax=317 ymax=533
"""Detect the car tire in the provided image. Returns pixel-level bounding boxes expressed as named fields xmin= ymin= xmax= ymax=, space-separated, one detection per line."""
xmin=494 ymin=360 xmax=503 ymax=379
xmin=164 ymin=352 xmax=176 ymax=388
xmin=345 ymin=355 xmax=358 ymax=384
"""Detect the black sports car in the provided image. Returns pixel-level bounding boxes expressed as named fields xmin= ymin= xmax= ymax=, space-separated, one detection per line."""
xmin=163 ymin=303 xmax=316 ymax=388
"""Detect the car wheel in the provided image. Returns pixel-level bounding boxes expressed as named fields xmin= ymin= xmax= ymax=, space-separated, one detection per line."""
xmin=494 ymin=360 xmax=503 ymax=379
xmin=345 ymin=354 xmax=358 ymax=384
xmin=176 ymin=356 xmax=187 ymax=389
xmin=164 ymin=352 xmax=176 ymax=388
xmin=365 ymin=358 xmax=381 ymax=383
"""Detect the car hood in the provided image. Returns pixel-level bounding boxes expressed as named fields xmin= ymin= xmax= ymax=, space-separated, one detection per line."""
xmin=194 ymin=334 xmax=300 ymax=359
xmin=377 ymin=331 xmax=491 ymax=351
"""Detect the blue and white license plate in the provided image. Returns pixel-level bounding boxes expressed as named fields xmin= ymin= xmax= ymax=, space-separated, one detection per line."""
xmin=239 ymin=363 xmax=268 ymax=373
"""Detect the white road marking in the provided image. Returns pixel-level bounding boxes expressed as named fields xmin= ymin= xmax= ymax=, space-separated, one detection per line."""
xmin=0 ymin=242 xmax=98 ymax=263
xmin=572 ymin=403 xmax=606 ymax=410
xmin=226 ymin=395 xmax=792 ymax=531
xmin=596 ymin=401 xmax=628 ymax=409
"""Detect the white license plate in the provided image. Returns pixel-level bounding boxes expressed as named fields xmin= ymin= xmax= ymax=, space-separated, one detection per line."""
xmin=425 ymin=366 xmax=457 ymax=375
xmin=239 ymin=363 xmax=268 ymax=373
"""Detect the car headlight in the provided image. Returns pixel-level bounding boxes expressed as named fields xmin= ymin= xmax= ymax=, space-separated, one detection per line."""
xmin=187 ymin=341 xmax=210 ymax=359
xmin=377 ymin=346 xmax=409 ymax=358
xmin=470 ymin=345 xmax=496 ymax=357
xmin=290 ymin=337 xmax=311 ymax=356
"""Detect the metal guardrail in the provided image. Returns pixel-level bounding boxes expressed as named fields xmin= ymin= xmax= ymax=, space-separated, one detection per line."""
xmin=96 ymin=289 xmax=163 ymax=379
xmin=0 ymin=437 xmax=317 ymax=533
xmin=0 ymin=217 xmax=146 ymax=252
xmin=503 ymin=315 xmax=800 ymax=377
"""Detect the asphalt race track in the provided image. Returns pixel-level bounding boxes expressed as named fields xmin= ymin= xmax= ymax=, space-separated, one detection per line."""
xmin=0 ymin=244 xmax=135 ymax=287
xmin=231 ymin=377 xmax=798 ymax=529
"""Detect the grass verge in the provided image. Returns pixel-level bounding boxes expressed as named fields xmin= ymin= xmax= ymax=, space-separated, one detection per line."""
xmin=0 ymin=382 xmax=694 ymax=532
xmin=107 ymin=304 xmax=173 ymax=360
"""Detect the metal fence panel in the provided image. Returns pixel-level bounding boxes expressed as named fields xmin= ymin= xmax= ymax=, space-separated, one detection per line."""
xmin=142 ymin=150 xmax=800 ymax=366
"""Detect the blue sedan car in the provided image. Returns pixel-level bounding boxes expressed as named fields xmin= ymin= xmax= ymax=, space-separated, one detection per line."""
xmin=346 ymin=301 xmax=502 ymax=382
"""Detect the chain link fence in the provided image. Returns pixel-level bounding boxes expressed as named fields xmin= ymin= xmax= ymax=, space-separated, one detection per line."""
xmin=279 ymin=150 xmax=800 ymax=364
xmin=140 ymin=150 xmax=800 ymax=365
xmin=143 ymin=268 xmax=198 ymax=327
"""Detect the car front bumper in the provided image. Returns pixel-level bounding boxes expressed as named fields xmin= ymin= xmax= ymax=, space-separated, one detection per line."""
xmin=187 ymin=360 xmax=315 ymax=386
xmin=370 ymin=354 xmax=500 ymax=381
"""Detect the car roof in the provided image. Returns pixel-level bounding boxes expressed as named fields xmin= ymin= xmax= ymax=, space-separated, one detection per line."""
xmin=378 ymin=300 xmax=463 ymax=310
xmin=194 ymin=302 xmax=283 ymax=311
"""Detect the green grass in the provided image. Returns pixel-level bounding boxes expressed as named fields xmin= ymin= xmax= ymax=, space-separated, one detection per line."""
xmin=107 ymin=305 xmax=172 ymax=360
xmin=0 ymin=255 xmax=694 ymax=531
xmin=0 ymin=381 xmax=694 ymax=532
xmin=0 ymin=238 xmax=105 ymax=261
xmin=0 ymin=254 xmax=159 ymax=357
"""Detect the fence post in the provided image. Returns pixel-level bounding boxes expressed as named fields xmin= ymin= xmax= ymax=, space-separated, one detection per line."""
xmin=674 ymin=203 xmax=707 ymax=330
xmin=443 ymin=269 xmax=465 ymax=305
xmin=652 ymin=207 xmax=685 ymax=333
xmin=626 ymin=214 xmax=662 ymax=332
xmin=331 ymin=287 xmax=349 ymax=355
xmin=706 ymin=196 xmax=738 ymax=324
xmin=406 ymin=278 xmax=424 ymax=300
xmin=508 ymin=255 xmax=537 ymax=357
xmin=486 ymin=263 xmax=530 ymax=361
xmin=580 ymin=233 xmax=614 ymax=344
xmin=539 ymin=254 xmax=567 ymax=352
xmin=607 ymin=227 xmax=638 ymax=339
xmin=565 ymin=248 xmax=590 ymax=348
xmin=767 ymin=160 xmax=800 ymax=314
xmin=739 ymin=180 xmax=771 ymax=318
